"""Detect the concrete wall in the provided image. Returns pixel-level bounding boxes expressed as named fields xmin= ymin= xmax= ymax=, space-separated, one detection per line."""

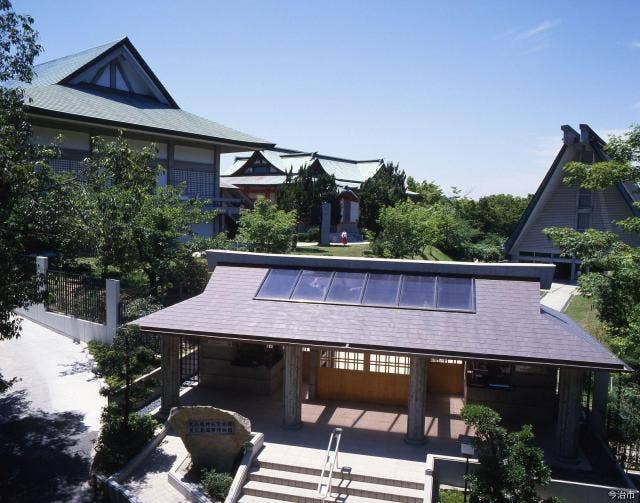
xmin=425 ymin=454 xmax=638 ymax=503
xmin=15 ymin=257 xmax=120 ymax=344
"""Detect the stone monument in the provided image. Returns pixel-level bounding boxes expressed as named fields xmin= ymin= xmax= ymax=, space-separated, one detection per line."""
xmin=169 ymin=406 xmax=251 ymax=471
xmin=320 ymin=201 xmax=331 ymax=245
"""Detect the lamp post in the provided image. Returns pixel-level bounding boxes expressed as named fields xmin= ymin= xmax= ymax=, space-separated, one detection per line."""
xmin=459 ymin=436 xmax=475 ymax=503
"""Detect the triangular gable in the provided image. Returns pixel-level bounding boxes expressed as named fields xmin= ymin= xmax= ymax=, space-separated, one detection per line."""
xmin=505 ymin=124 xmax=639 ymax=255
xmin=60 ymin=37 xmax=178 ymax=107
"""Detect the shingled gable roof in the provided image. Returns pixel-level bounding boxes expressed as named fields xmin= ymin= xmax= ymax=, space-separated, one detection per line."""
xmin=17 ymin=37 xmax=273 ymax=150
xmin=505 ymin=124 xmax=640 ymax=255
xmin=132 ymin=251 xmax=628 ymax=372
xmin=223 ymin=149 xmax=384 ymax=184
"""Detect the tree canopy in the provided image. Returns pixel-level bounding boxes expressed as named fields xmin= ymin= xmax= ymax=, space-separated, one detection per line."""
xmin=358 ymin=162 xmax=407 ymax=234
xmin=237 ymin=198 xmax=297 ymax=253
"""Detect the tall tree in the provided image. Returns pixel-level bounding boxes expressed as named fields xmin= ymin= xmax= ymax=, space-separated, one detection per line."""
xmin=237 ymin=198 xmax=297 ymax=253
xmin=0 ymin=0 xmax=43 ymax=346
xmin=358 ymin=162 xmax=407 ymax=234
xmin=406 ymin=176 xmax=445 ymax=206
xmin=276 ymin=165 xmax=340 ymax=226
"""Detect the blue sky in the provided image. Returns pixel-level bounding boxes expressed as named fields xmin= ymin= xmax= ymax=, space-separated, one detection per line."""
xmin=16 ymin=0 xmax=640 ymax=197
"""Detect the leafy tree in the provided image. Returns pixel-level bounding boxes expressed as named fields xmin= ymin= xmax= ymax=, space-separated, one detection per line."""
xmin=0 ymin=0 xmax=43 ymax=345
xmin=371 ymin=201 xmax=431 ymax=258
xmin=237 ymin=198 xmax=297 ymax=253
xmin=277 ymin=165 xmax=340 ymax=226
xmin=90 ymin=325 xmax=159 ymax=473
xmin=359 ymin=162 xmax=407 ymax=234
xmin=544 ymin=124 xmax=640 ymax=455
xmin=461 ymin=404 xmax=555 ymax=503
xmin=406 ymin=176 xmax=445 ymax=206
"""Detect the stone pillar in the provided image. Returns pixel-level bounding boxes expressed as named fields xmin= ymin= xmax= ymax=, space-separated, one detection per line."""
xmin=161 ymin=334 xmax=181 ymax=415
xmin=406 ymin=355 xmax=427 ymax=445
xmin=105 ymin=279 xmax=120 ymax=342
xmin=36 ymin=256 xmax=48 ymax=295
xmin=320 ymin=202 xmax=331 ymax=246
xmin=283 ymin=345 xmax=303 ymax=429
xmin=590 ymin=371 xmax=610 ymax=440
xmin=555 ymin=367 xmax=584 ymax=462
xmin=308 ymin=348 xmax=320 ymax=400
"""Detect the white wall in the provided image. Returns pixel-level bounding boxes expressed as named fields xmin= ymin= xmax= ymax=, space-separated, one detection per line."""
xmin=31 ymin=126 xmax=90 ymax=151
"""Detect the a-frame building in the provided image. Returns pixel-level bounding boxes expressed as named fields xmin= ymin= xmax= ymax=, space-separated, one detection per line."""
xmin=505 ymin=124 xmax=639 ymax=281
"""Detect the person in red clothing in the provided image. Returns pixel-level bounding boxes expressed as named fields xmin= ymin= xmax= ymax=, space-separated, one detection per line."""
xmin=340 ymin=230 xmax=348 ymax=246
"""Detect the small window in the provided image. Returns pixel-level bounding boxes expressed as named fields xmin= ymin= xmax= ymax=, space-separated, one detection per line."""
xmin=256 ymin=269 xmax=300 ymax=299
xmin=436 ymin=277 xmax=474 ymax=311
xmin=577 ymin=213 xmax=590 ymax=232
xmin=325 ymin=272 xmax=366 ymax=304
xmin=399 ymin=275 xmax=436 ymax=308
xmin=578 ymin=188 xmax=592 ymax=209
xmin=362 ymin=273 xmax=401 ymax=306
xmin=291 ymin=270 xmax=333 ymax=301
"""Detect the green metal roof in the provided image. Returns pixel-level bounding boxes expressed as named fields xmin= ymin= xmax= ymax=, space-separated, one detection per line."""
xmin=18 ymin=38 xmax=273 ymax=149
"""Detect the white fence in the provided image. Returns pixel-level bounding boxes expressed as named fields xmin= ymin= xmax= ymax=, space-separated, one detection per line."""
xmin=16 ymin=256 xmax=120 ymax=344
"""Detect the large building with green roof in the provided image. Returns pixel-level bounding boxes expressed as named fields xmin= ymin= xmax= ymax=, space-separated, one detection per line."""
xmin=19 ymin=36 xmax=273 ymax=236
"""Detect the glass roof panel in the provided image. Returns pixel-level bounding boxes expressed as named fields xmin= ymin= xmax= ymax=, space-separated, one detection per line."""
xmin=398 ymin=275 xmax=436 ymax=308
xmin=362 ymin=273 xmax=401 ymax=306
xmin=256 ymin=269 xmax=300 ymax=299
xmin=436 ymin=277 xmax=474 ymax=311
xmin=291 ymin=270 xmax=333 ymax=301
xmin=325 ymin=272 xmax=367 ymax=304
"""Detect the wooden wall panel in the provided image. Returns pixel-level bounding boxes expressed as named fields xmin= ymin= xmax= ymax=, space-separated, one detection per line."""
xmin=427 ymin=362 xmax=464 ymax=395
xmin=316 ymin=367 xmax=409 ymax=406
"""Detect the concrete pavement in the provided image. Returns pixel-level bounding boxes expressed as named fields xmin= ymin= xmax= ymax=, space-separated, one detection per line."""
xmin=0 ymin=317 xmax=106 ymax=502
xmin=541 ymin=282 xmax=578 ymax=312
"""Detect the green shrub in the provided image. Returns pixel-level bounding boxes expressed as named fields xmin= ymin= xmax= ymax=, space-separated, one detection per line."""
xmin=200 ymin=468 xmax=234 ymax=501
xmin=93 ymin=407 xmax=158 ymax=474
xmin=439 ymin=489 xmax=465 ymax=503
xmin=183 ymin=233 xmax=231 ymax=254
xmin=296 ymin=226 xmax=320 ymax=242
xmin=121 ymin=296 xmax=163 ymax=323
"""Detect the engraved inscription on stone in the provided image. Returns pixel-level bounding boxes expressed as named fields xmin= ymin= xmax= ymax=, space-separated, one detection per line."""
xmin=188 ymin=420 xmax=234 ymax=435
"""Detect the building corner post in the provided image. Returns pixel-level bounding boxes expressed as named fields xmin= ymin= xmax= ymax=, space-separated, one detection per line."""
xmin=555 ymin=367 xmax=584 ymax=463
xmin=161 ymin=334 xmax=181 ymax=415
xmin=406 ymin=355 xmax=428 ymax=445
xmin=590 ymin=371 xmax=610 ymax=441
xmin=283 ymin=345 xmax=303 ymax=429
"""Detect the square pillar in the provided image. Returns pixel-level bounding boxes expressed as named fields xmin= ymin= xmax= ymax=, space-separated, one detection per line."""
xmin=161 ymin=334 xmax=181 ymax=415
xmin=308 ymin=348 xmax=319 ymax=400
xmin=555 ymin=367 xmax=584 ymax=462
xmin=590 ymin=371 xmax=609 ymax=440
xmin=406 ymin=355 xmax=428 ymax=445
xmin=283 ymin=345 xmax=303 ymax=429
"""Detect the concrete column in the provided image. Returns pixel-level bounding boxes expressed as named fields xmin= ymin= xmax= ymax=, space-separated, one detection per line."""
xmin=161 ymin=334 xmax=181 ymax=415
xmin=105 ymin=279 xmax=120 ymax=342
xmin=283 ymin=345 xmax=303 ymax=429
xmin=555 ymin=367 xmax=584 ymax=462
xmin=308 ymin=348 xmax=320 ymax=400
xmin=406 ymin=355 xmax=428 ymax=445
xmin=320 ymin=202 xmax=331 ymax=245
xmin=590 ymin=371 xmax=610 ymax=440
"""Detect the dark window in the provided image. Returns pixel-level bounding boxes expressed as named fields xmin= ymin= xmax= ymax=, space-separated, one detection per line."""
xmin=399 ymin=275 xmax=437 ymax=308
xmin=256 ymin=269 xmax=300 ymax=299
xmin=578 ymin=188 xmax=592 ymax=209
xmin=169 ymin=168 xmax=214 ymax=197
xmin=436 ymin=277 xmax=474 ymax=311
xmin=291 ymin=270 xmax=333 ymax=301
xmin=577 ymin=213 xmax=590 ymax=231
xmin=325 ymin=272 xmax=366 ymax=303
xmin=362 ymin=273 xmax=401 ymax=306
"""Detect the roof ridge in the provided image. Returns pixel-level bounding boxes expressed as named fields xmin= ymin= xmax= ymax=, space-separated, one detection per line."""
xmin=34 ymin=37 xmax=126 ymax=69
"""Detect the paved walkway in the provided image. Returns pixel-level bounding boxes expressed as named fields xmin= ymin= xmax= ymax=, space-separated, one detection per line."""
xmin=0 ymin=317 xmax=106 ymax=502
xmin=541 ymin=282 xmax=578 ymax=312
xmin=122 ymin=432 xmax=188 ymax=503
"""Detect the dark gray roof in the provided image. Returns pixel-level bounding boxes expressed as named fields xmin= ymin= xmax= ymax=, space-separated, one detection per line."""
xmin=18 ymin=37 xmax=273 ymax=149
xmin=132 ymin=251 xmax=627 ymax=371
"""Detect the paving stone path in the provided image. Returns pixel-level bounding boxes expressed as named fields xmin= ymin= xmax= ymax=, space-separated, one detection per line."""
xmin=0 ymin=317 xmax=106 ymax=502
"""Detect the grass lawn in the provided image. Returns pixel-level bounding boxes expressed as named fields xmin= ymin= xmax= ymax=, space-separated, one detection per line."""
xmin=294 ymin=243 xmax=452 ymax=261
xmin=564 ymin=294 xmax=607 ymax=341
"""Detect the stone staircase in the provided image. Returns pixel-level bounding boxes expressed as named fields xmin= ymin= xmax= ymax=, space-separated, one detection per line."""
xmin=238 ymin=459 xmax=425 ymax=503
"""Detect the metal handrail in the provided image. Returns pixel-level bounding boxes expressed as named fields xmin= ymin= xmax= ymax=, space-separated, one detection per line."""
xmin=317 ymin=427 xmax=343 ymax=501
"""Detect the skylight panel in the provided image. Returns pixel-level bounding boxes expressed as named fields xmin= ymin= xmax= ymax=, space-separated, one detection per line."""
xmin=257 ymin=269 xmax=300 ymax=299
xmin=291 ymin=270 xmax=333 ymax=301
xmin=325 ymin=272 xmax=366 ymax=303
xmin=436 ymin=277 xmax=474 ymax=311
xmin=362 ymin=273 xmax=401 ymax=306
xmin=399 ymin=275 xmax=436 ymax=308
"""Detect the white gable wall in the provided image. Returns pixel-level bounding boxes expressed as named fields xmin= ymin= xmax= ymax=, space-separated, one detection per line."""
xmin=31 ymin=125 xmax=90 ymax=151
